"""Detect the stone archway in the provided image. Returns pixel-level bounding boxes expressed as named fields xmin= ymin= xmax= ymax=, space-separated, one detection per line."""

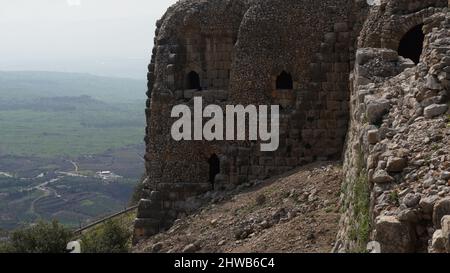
xmin=398 ymin=24 xmax=424 ymax=64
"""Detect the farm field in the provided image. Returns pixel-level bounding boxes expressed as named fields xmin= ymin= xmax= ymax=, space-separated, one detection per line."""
xmin=0 ymin=71 xmax=146 ymax=230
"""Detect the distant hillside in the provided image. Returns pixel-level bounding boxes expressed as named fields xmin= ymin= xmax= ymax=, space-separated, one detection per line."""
xmin=0 ymin=71 xmax=146 ymax=103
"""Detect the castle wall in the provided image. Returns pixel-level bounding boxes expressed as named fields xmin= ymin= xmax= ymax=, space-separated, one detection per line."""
xmin=136 ymin=0 xmax=250 ymax=241
xmin=136 ymin=0 xmax=450 ymax=251
xmin=223 ymin=0 xmax=369 ymax=185
xmin=135 ymin=0 xmax=368 ymax=241
xmin=335 ymin=2 xmax=449 ymax=253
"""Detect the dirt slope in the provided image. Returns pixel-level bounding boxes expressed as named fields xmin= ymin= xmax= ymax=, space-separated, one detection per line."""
xmin=134 ymin=162 xmax=343 ymax=253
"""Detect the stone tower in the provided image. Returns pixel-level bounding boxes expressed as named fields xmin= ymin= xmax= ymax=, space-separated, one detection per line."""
xmin=134 ymin=0 xmax=449 ymax=251
xmin=134 ymin=0 xmax=369 ymax=241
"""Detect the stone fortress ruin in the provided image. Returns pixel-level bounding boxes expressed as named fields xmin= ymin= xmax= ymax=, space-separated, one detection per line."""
xmin=135 ymin=0 xmax=450 ymax=253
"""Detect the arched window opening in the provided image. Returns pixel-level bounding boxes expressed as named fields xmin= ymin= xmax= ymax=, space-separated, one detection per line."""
xmin=276 ymin=71 xmax=293 ymax=89
xmin=186 ymin=71 xmax=201 ymax=90
xmin=398 ymin=24 xmax=424 ymax=65
xmin=208 ymin=154 xmax=220 ymax=188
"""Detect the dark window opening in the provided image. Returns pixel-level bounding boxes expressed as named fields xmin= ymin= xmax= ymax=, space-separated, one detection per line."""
xmin=208 ymin=154 xmax=220 ymax=188
xmin=186 ymin=71 xmax=202 ymax=90
xmin=276 ymin=71 xmax=293 ymax=89
xmin=398 ymin=24 xmax=424 ymax=65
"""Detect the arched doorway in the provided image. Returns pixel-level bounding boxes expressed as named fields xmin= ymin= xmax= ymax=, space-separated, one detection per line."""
xmin=398 ymin=24 xmax=424 ymax=64
xmin=186 ymin=71 xmax=201 ymax=90
xmin=276 ymin=71 xmax=293 ymax=89
xmin=208 ymin=154 xmax=220 ymax=189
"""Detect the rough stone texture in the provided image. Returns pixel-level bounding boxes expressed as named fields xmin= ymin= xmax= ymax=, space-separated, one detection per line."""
xmin=433 ymin=198 xmax=450 ymax=228
xmin=367 ymin=129 xmax=379 ymax=144
xmin=374 ymin=216 xmax=416 ymax=253
xmin=336 ymin=3 xmax=450 ymax=253
xmin=430 ymin=229 xmax=447 ymax=253
xmin=429 ymin=216 xmax=450 ymax=253
xmin=386 ymin=157 xmax=408 ymax=173
xmin=134 ymin=0 xmax=450 ymax=252
xmin=135 ymin=0 xmax=369 ymax=241
xmin=424 ymin=104 xmax=449 ymax=118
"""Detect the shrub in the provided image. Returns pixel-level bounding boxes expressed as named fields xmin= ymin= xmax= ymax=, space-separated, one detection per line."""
xmin=2 ymin=220 xmax=72 ymax=253
xmin=81 ymin=220 xmax=131 ymax=253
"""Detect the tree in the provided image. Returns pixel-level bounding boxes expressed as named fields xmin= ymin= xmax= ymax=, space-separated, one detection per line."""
xmin=81 ymin=220 xmax=131 ymax=253
xmin=3 ymin=220 xmax=72 ymax=253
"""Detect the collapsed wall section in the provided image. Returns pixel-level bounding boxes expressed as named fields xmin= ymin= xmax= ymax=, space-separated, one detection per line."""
xmin=336 ymin=3 xmax=450 ymax=252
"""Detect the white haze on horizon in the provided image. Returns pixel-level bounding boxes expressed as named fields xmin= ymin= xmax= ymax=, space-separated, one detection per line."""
xmin=0 ymin=0 xmax=178 ymax=79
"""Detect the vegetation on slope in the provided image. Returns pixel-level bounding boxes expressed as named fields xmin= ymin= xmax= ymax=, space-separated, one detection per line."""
xmin=0 ymin=220 xmax=72 ymax=253
xmin=0 ymin=210 xmax=135 ymax=253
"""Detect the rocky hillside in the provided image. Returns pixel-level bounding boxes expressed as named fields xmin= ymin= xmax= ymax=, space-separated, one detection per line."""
xmin=134 ymin=162 xmax=342 ymax=253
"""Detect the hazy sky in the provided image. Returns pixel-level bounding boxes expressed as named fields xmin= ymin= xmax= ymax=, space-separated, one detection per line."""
xmin=0 ymin=0 xmax=178 ymax=79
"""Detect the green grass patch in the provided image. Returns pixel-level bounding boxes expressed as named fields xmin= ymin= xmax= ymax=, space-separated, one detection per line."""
xmin=346 ymin=145 xmax=371 ymax=253
xmin=0 ymin=104 xmax=144 ymax=157
xmin=348 ymin=171 xmax=371 ymax=252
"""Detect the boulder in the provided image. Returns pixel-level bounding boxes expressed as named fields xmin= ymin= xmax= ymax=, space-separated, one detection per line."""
xmin=387 ymin=157 xmax=407 ymax=173
xmin=433 ymin=198 xmax=450 ymax=228
xmin=419 ymin=195 xmax=439 ymax=216
xmin=424 ymin=104 xmax=448 ymax=119
xmin=431 ymin=230 xmax=447 ymax=253
xmin=402 ymin=193 xmax=421 ymax=209
xmin=375 ymin=216 xmax=415 ymax=253
xmin=366 ymin=99 xmax=390 ymax=125
xmin=425 ymin=75 xmax=442 ymax=90
xmin=441 ymin=216 xmax=450 ymax=241
xmin=366 ymin=241 xmax=381 ymax=253
xmin=367 ymin=129 xmax=379 ymax=144
xmin=372 ymin=170 xmax=395 ymax=184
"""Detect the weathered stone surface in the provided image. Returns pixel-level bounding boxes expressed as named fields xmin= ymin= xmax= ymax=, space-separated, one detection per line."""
xmin=135 ymin=0 xmax=450 ymax=253
xmin=441 ymin=216 xmax=450 ymax=240
xmin=419 ymin=195 xmax=439 ymax=216
xmin=367 ymin=129 xmax=379 ymax=144
xmin=433 ymin=198 xmax=450 ymax=228
xmin=402 ymin=193 xmax=421 ymax=209
xmin=431 ymin=230 xmax=447 ymax=253
xmin=372 ymin=170 xmax=395 ymax=184
xmin=366 ymin=99 xmax=390 ymax=125
xmin=366 ymin=241 xmax=381 ymax=253
xmin=398 ymin=209 xmax=419 ymax=223
xmin=137 ymin=0 xmax=364 ymax=244
xmin=386 ymin=157 xmax=407 ymax=173
xmin=375 ymin=216 xmax=415 ymax=253
xmin=336 ymin=3 xmax=450 ymax=254
xmin=424 ymin=104 xmax=448 ymax=119
xmin=425 ymin=75 xmax=442 ymax=90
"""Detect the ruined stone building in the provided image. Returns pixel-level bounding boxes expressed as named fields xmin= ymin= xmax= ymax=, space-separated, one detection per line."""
xmin=135 ymin=0 xmax=450 ymax=253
